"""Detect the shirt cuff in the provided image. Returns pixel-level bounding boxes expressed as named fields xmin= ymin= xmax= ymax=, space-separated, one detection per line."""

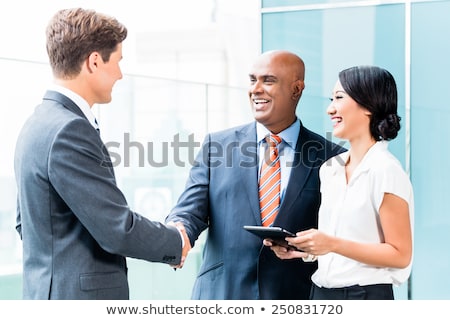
xmin=302 ymin=254 xmax=318 ymax=262
xmin=176 ymin=227 xmax=185 ymax=248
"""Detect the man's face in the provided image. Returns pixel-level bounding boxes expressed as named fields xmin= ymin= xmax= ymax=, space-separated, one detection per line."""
xmin=91 ymin=43 xmax=123 ymax=105
xmin=248 ymin=53 xmax=301 ymax=133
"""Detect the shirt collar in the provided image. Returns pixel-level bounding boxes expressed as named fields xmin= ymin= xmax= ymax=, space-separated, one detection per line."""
xmin=49 ymin=84 xmax=98 ymax=130
xmin=358 ymin=141 xmax=389 ymax=171
xmin=331 ymin=141 xmax=389 ymax=176
xmin=256 ymin=118 xmax=300 ymax=150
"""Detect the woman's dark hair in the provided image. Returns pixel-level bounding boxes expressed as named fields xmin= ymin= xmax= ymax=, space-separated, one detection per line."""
xmin=338 ymin=65 xmax=401 ymax=141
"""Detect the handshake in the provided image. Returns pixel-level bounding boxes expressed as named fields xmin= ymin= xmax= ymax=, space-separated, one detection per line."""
xmin=167 ymin=221 xmax=192 ymax=269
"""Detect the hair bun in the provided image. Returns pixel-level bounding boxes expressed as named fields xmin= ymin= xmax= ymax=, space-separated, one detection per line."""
xmin=377 ymin=113 xmax=401 ymax=140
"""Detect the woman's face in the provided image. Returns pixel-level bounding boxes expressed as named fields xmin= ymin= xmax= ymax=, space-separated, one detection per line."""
xmin=326 ymin=80 xmax=371 ymax=141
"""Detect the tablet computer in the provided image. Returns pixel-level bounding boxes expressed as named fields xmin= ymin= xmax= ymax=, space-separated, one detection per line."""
xmin=243 ymin=225 xmax=299 ymax=250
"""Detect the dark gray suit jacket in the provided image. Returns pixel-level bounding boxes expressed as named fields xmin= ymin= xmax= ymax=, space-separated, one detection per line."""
xmin=166 ymin=121 xmax=346 ymax=299
xmin=14 ymin=91 xmax=181 ymax=299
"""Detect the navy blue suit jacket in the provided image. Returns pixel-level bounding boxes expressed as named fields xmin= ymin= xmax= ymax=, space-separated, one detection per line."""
xmin=167 ymin=121 xmax=345 ymax=299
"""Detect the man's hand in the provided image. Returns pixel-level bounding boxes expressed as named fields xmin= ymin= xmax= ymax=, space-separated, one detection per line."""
xmin=168 ymin=221 xmax=191 ymax=269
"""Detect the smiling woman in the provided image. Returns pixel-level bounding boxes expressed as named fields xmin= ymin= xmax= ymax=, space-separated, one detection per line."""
xmin=267 ymin=65 xmax=414 ymax=300
xmin=327 ymin=81 xmax=374 ymax=143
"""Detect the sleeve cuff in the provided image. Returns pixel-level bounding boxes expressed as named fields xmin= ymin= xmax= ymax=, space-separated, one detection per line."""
xmin=302 ymin=254 xmax=318 ymax=262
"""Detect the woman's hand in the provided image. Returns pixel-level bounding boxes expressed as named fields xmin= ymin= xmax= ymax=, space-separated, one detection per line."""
xmin=287 ymin=228 xmax=335 ymax=256
xmin=264 ymin=228 xmax=335 ymax=260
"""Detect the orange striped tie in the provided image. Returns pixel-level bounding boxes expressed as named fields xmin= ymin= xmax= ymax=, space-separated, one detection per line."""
xmin=259 ymin=134 xmax=282 ymax=227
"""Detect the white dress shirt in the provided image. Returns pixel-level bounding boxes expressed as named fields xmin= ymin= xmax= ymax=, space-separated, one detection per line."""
xmin=312 ymin=141 xmax=414 ymax=288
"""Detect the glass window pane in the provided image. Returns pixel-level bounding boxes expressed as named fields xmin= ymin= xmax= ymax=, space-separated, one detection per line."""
xmin=0 ymin=60 xmax=52 ymax=299
xmin=410 ymin=0 xmax=450 ymax=299
xmin=263 ymin=0 xmax=352 ymax=8
xmin=262 ymin=4 xmax=405 ymax=163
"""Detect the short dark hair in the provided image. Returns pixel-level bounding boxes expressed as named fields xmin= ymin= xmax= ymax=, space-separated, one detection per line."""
xmin=339 ymin=65 xmax=401 ymax=141
xmin=46 ymin=8 xmax=127 ymax=79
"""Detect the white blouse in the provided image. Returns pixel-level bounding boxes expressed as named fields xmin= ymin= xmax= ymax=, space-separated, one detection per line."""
xmin=311 ymin=141 xmax=414 ymax=288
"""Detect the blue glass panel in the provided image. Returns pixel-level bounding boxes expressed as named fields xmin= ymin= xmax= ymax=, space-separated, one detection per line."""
xmin=410 ymin=0 xmax=450 ymax=299
xmin=263 ymin=0 xmax=351 ymax=8
xmin=262 ymin=4 xmax=405 ymax=164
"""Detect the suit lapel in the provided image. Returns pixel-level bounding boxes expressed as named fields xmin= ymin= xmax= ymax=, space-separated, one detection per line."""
xmin=43 ymin=90 xmax=115 ymax=178
xmin=277 ymin=124 xmax=316 ymax=218
xmin=235 ymin=123 xmax=261 ymax=225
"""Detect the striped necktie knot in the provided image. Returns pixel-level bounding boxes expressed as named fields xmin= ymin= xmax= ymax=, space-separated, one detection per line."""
xmin=267 ymin=134 xmax=282 ymax=147
xmin=259 ymin=134 xmax=282 ymax=227
xmin=262 ymin=134 xmax=281 ymax=166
